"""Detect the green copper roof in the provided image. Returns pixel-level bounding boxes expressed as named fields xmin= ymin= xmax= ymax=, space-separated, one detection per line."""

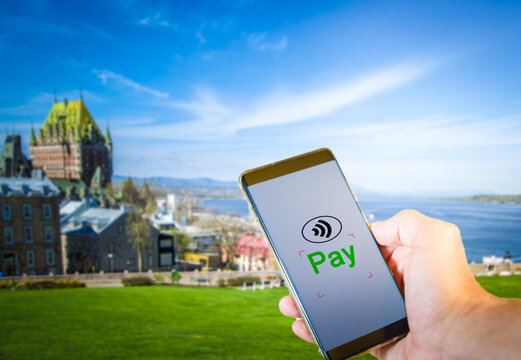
xmin=37 ymin=98 xmax=105 ymax=143
xmin=90 ymin=166 xmax=106 ymax=186
xmin=30 ymin=126 xmax=37 ymax=145
xmin=105 ymin=125 xmax=112 ymax=145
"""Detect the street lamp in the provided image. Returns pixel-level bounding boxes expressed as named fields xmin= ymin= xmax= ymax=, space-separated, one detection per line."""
xmin=108 ymin=253 xmax=114 ymax=273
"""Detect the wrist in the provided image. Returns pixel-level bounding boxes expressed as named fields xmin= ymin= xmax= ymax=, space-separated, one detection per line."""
xmin=445 ymin=290 xmax=521 ymax=359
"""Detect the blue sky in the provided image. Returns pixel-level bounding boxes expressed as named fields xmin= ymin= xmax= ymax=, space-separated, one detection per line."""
xmin=1 ymin=0 xmax=521 ymax=194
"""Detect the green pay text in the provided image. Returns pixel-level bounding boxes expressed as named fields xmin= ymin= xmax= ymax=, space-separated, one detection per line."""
xmin=307 ymin=245 xmax=355 ymax=274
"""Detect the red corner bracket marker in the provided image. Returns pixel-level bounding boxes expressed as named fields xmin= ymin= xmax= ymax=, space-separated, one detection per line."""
xmin=347 ymin=233 xmax=355 ymax=239
xmin=317 ymin=292 xmax=325 ymax=298
xmin=368 ymin=272 xmax=373 ymax=279
xmin=298 ymin=250 xmax=305 ymax=257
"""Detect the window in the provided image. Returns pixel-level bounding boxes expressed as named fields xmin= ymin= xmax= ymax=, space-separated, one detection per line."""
xmin=44 ymin=226 xmax=53 ymax=243
xmin=118 ymin=223 xmax=124 ymax=233
xmin=46 ymin=249 xmax=55 ymax=265
xmin=22 ymin=204 xmax=32 ymax=220
xmin=127 ymin=258 xmax=135 ymax=266
xmin=85 ymin=241 xmax=90 ymax=251
xmin=93 ymin=242 xmax=99 ymax=252
xmin=160 ymin=239 xmax=173 ymax=248
xmin=77 ymin=240 xmax=82 ymax=250
xmin=160 ymin=253 xmax=173 ymax=267
xmin=24 ymin=226 xmax=33 ymax=243
xmin=148 ymin=255 xmax=153 ymax=268
xmin=69 ymin=239 xmax=74 ymax=250
xmin=26 ymin=250 xmax=35 ymax=267
xmin=2 ymin=204 xmax=11 ymax=220
xmin=42 ymin=204 xmax=52 ymax=219
xmin=108 ymin=242 xmax=114 ymax=252
xmin=4 ymin=227 xmax=14 ymax=244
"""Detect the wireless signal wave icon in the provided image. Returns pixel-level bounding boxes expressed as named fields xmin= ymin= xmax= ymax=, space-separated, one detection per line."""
xmin=302 ymin=216 xmax=342 ymax=243
xmin=312 ymin=219 xmax=332 ymax=238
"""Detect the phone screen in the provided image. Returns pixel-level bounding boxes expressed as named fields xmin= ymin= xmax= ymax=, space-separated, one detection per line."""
xmin=244 ymin=159 xmax=407 ymax=356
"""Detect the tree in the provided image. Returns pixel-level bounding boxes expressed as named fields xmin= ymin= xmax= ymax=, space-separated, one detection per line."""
xmin=126 ymin=212 xmax=153 ymax=272
xmin=121 ymin=179 xmax=142 ymax=208
xmin=193 ymin=213 xmax=258 ymax=269
xmin=170 ymin=228 xmax=190 ymax=255
xmin=140 ymin=182 xmax=157 ymax=214
xmin=121 ymin=179 xmax=158 ymax=272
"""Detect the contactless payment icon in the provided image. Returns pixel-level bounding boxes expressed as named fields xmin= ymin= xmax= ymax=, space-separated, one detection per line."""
xmin=301 ymin=215 xmax=342 ymax=243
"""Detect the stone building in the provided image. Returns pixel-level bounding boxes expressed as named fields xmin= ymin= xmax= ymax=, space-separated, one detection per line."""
xmin=30 ymin=97 xmax=113 ymax=195
xmin=0 ymin=134 xmax=33 ymax=178
xmin=0 ymin=177 xmax=62 ymax=276
xmin=60 ymin=199 xmax=174 ymax=273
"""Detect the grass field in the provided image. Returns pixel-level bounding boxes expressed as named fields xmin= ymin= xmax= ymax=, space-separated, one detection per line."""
xmin=0 ymin=276 xmax=520 ymax=360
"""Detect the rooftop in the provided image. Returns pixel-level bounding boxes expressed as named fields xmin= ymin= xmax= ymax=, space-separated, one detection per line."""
xmin=34 ymin=98 xmax=109 ymax=144
xmin=61 ymin=199 xmax=130 ymax=236
xmin=233 ymin=233 xmax=270 ymax=257
xmin=0 ymin=176 xmax=60 ymax=197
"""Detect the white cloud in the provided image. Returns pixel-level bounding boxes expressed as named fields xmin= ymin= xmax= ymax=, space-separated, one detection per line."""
xmin=138 ymin=13 xmax=177 ymax=29
xmin=247 ymin=32 xmax=287 ymax=51
xmin=94 ymin=69 xmax=169 ymax=99
xmin=231 ymin=64 xmax=429 ymax=131
xmin=196 ymin=23 xmax=207 ymax=44
xmin=159 ymin=20 xmax=173 ymax=27
xmin=362 ymin=114 xmax=521 ymax=149
xmin=115 ymin=62 xmax=431 ymax=139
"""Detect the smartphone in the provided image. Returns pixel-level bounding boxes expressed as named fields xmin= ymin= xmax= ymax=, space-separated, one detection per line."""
xmin=240 ymin=148 xmax=408 ymax=359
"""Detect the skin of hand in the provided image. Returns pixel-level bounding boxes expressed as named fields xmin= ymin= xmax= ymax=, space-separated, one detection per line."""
xmin=279 ymin=210 xmax=521 ymax=359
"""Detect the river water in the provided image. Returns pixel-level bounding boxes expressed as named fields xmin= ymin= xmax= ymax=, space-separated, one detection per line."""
xmin=200 ymin=197 xmax=521 ymax=263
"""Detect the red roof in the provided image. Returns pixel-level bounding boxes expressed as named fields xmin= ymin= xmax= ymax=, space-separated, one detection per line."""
xmin=233 ymin=233 xmax=270 ymax=257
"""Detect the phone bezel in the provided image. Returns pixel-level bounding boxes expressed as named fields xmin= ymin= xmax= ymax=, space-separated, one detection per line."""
xmin=240 ymin=148 xmax=409 ymax=359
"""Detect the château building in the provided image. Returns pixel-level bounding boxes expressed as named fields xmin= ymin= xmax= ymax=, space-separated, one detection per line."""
xmin=30 ymin=97 xmax=112 ymax=190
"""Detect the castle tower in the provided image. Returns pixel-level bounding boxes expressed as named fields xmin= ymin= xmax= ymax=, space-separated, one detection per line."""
xmin=29 ymin=98 xmax=112 ymax=187
xmin=0 ymin=134 xmax=33 ymax=178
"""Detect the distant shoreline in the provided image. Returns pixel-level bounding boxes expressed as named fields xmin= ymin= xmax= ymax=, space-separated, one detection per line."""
xmin=433 ymin=195 xmax=521 ymax=205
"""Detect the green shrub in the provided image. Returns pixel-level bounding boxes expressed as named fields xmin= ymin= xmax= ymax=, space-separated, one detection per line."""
xmin=0 ymin=280 xmax=16 ymax=289
xmin=21 ymin=279 xmax=85 ymax=290
xmin=171 ymin=272 xmax=180 ymax=284
xmin=121 ymin=277 xmax=154 ymax=286
xmin=153 ymin=274 xmax=165 ymax=284
xmin=217 ymin=279 xmax=226 ymax=287
xmin=227 ymin=276 xmax=261 ymax=287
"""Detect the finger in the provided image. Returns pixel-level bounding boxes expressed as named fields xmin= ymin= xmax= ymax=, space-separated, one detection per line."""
xmin=279 ymin=295 xmax=301 ymax=318
xmin=292 ymin=319 xmax=315 ymax=343
xmin=371 ymin=335 xmax=409 ymax=359
xmin=376 ymin=242 xmax=397 ymax=263
xmin=371 ymin=209 xmax=428 ymax=248
xmin=374 ymin=242 xmax=407 ymax=294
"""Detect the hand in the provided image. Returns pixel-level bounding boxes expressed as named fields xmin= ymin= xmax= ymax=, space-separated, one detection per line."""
xmin=279 ymin=210 xmax=521 ymax=359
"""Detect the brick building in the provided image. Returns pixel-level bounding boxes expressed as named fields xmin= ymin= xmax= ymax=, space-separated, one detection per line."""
xmin=30 ymin=97 xmax=112 ymax=189
xmin=0 ymin=177 xmax=62 ymax=276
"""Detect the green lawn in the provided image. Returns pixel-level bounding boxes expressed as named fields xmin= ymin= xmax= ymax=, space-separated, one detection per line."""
xmin=0 ymin=276 xmax=520 ymax=360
